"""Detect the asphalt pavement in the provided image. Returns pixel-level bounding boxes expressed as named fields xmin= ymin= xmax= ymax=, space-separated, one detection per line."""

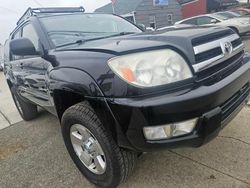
xmin=0 ymin=38 xmax=250 ymax=188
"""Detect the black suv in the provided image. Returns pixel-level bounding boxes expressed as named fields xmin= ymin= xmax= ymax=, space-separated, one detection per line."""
xmin=4 ymin=7 xmax=250 ymax=188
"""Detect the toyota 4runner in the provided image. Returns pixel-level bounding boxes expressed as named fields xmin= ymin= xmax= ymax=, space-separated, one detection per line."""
xmin=4 ymin=7 xmax=250 ymax=188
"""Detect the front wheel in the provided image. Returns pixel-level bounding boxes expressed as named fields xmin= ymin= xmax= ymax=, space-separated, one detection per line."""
xmin=61 ymin=102 xmax=137 ymax=188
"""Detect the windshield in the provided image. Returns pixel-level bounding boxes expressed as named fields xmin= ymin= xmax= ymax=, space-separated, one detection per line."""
xmin=40 ymin=14 xmax=142 ymax=47
xmin=214 ymin=11 xmax=241 ymax=19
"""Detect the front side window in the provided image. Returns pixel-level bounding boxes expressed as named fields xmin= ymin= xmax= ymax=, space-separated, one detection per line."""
xmin=11 ymin=29 xmax=22 ymax=60
xmin=40 ymin=14 xmax=142 ymax=47
xmin=22 ymin=24 xmax=40 ymax=51
xmin=196 ymin=16 xmax=218 ymax=25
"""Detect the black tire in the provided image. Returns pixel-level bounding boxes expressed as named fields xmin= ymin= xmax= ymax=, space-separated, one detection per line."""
xmin=61 ymin=102 xmax=137 ymax=188
xmin=11 ymin=87 xmax=38 ymax=121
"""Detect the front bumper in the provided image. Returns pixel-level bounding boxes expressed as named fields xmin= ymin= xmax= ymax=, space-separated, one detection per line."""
xmin=106 ymin=58 xmax=250 ymax=152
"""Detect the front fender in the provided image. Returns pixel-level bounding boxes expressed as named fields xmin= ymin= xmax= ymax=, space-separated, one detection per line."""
xmin=48 ymin=67 xmax=135 ymax=150
xmin=49 ymin=67 xmax=104 ymax=97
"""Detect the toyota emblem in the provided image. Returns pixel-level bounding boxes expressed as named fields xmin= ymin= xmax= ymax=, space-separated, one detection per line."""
xmin=223 ymin=41 xmax=233 ymax=55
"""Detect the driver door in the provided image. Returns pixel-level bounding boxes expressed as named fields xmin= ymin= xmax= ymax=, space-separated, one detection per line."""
xmin=18 ymin=23 xmax=51 ymax=108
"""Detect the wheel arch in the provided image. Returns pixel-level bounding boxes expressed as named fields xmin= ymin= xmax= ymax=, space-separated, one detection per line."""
xmin=50 ymin=68 xmax=134 ymax=150
xmin=228 ymin=26 xmax=239 ymax=34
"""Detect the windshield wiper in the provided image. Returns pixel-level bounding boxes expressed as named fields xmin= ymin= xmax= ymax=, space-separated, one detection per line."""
xmin=56 ymin=32 xmax=136 ymax=48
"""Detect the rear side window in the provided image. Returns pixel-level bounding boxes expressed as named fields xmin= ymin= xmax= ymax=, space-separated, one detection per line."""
xmin=196 ymin=16 xmax=215 ymax=25
xmin=22 ymin=24 xmax=40 ymax=51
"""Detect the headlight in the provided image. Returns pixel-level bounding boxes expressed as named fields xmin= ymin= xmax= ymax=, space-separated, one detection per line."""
xmin=108 ymin=49 xmax=192 ymax=87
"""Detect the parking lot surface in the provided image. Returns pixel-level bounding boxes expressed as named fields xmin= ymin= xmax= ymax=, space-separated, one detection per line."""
xmin=0 ymin=38 xmax=250 ymax=188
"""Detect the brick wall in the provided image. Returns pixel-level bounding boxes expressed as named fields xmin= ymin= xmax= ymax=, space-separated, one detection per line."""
xmin=181 ymin=0 xmax=207 ymax=18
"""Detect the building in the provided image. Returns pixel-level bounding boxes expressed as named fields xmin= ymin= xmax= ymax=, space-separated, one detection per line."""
xmin=95 ymin=0 xmax=182 ymax=29
xmin=207 ymin=0 xmax=239 ymax=12
xmin=178 ymin=0 xmax=207 ymax=18
xmin=95 ymin=0 xmax=240 ymax=28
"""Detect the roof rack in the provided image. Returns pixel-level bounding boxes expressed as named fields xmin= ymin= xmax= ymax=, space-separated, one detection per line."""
xmin=17 ymin=6 xmax=85 ymax=25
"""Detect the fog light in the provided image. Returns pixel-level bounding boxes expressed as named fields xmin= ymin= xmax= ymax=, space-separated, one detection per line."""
xmin=143 ymin=118 xmax=198 ymax=141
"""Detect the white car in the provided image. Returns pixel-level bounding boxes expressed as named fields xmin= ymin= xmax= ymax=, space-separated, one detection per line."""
xmin=175 ymin=13 xmax=250 ymax=35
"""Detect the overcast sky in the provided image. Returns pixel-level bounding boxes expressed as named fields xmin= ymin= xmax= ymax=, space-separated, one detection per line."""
xmin=0 ymin=0 xmax=111 ymax=44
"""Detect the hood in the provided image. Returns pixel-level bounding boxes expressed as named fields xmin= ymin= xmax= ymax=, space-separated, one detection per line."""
xmin=57 ymin=26 xmax=230 ymax=59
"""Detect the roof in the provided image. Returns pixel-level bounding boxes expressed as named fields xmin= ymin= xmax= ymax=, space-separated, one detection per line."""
xmin=95 ymin=0 xmax=143 ymax=15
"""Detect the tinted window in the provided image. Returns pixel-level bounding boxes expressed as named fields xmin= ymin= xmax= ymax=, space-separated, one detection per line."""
xmin=181 ymin=18 xmax=197 ymax=25
xmin=22 ymin=24 xmax=40 ymax=51
xmin=11 ymin=30 xmax=22 ymax=60
xmin=196 ymin=16 xmax=217 ymax=25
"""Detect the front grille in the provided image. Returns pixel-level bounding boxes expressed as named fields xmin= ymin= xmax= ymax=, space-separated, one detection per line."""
xmin=232 ymin=38 xmax=242 ymax=48
xmin=196 ymin=51 xmax=244 ymax=86
xmin=221 ymin=83 xmax=250 ymax=121
xmin=192 ymin=30 xmax=245 ymax=86
xmin=195 ymin=47 xmax=222 ymax=63
xmin=192 ymin=32 xmax=243 ymax=73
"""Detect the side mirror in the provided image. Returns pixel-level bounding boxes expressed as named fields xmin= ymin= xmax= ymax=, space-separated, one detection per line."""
xmin=137 ymin=23 xmax=146 ymax=32
xmin=211 ymin=19 xmax=217 ymax=24
xmin=10 ymin=38 xmax=39 ymax=56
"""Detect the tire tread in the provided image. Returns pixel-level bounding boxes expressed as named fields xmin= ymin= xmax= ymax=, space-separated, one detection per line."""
xmin=62 ymin=101 xmax=137 ymax=187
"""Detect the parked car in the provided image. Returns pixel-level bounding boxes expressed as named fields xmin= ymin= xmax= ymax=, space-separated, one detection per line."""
xmin=4 ymin=7 xmax=250 ymax=188
xmin=175 ymin=13 xmax=250 ymax=35
xmin=231 ymin=7 xmax=250 ymax=16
